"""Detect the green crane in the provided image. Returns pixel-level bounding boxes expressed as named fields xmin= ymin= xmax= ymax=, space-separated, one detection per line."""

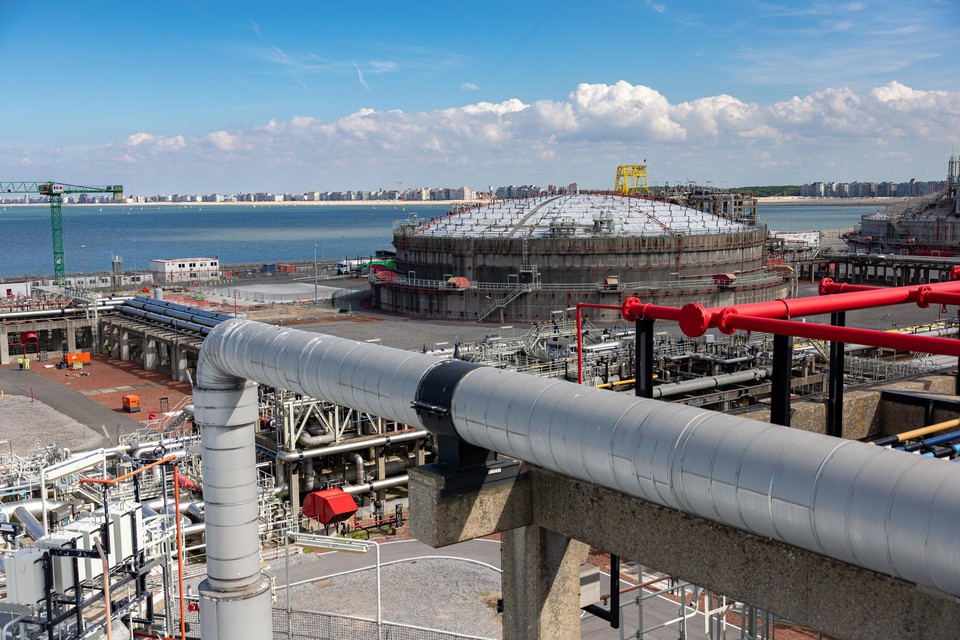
xmin=0 ymin=181 xmax=123 ymax=285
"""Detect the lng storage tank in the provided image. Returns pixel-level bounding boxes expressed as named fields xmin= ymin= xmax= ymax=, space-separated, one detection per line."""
xmin=370 ymin=193 xmax=790 ymax=322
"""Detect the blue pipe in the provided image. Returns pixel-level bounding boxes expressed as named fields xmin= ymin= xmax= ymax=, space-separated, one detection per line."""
xmin=126 ymin=299 xmax=224 ymax=328
xmin=898 ymin=428 xmax=960 ymax=452
xmin=121 ymin=306 xmax=211 ymax=336
xmin=920 ymin=444 xmax=960 ymax=458
xmin=132 ymin=296 xmax=232 ymax=322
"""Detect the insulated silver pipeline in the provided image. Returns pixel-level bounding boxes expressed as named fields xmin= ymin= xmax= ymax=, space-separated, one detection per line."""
xmin=0 ymin=499 xmax=69 ymax=519
xmin=352 ymin=453 xmax=365 ymax=485
xmin=652 ymin=368 xmax=769 ymax=399
xmin=12 ymin=507 xmax=45 ymax=541
xmin=342 ymin=474 xmax=410 ymax=496
xmin=296 ymin=431 xmax=336 ymax=448
xmin=194 ymin=323 xmax=281 ymax=640
xmin=275 ymin=430 xmax=428 ymax=462
xmin=132 ymin=435 xmax=200 ymax=458
xmin=197 ymin=319 xmax=960 ymax=600
xmin=192 ymin=381 xmax=261 ymax=592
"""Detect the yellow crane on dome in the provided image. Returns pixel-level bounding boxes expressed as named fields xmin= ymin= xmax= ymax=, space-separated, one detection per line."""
xmin=614 ymin=164 xmax=649 ymax=196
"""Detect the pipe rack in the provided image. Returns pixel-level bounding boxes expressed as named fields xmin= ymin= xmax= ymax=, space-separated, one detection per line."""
xmin=193 ymin=318 xmax=960 ymax=640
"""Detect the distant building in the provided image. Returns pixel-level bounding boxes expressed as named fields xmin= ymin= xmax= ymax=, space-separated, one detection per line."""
xmin=0 ymin=281 xmax=32 ymax=298
xmin=149 ymin=258 xmax=220 ymax=284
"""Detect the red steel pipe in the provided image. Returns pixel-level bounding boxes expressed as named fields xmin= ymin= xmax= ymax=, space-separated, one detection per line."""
xmin=576 ymin=302 xmax=623 ymax=384
xmin=722 ymin=313 xmax=960 ymax=357
xmin=819 ymin=278 xmax=960 ymax=307
xmin=676 ymin=279 xmax=960 ymax=336
xmin=817 ymin=278 xmax=880 ymax=295
xmin=621 ymin=297 xmax=682 ymax=323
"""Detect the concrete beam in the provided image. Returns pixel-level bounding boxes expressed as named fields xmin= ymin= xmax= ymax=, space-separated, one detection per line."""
xmin=409 ymin=464 xmax=531 ymax=547
xmin=531 ymin=466 xmax=960 ymax=640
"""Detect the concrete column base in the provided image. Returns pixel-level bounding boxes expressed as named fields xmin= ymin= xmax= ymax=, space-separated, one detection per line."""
xmin=502 ymin=526 xmax=589 ymax=640
xmin=199 ymin=575 xmax=273 ymax=640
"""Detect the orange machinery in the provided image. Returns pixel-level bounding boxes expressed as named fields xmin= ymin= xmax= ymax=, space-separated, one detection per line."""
xmin=122 ymin=395 xmax=140 ymax=413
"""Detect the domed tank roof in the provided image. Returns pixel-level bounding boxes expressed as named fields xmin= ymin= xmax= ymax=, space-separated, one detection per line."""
xmin=409 ymin=194 xmax=749 ymax=239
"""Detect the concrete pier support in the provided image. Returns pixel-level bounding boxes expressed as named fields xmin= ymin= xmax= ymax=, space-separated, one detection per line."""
xmin=0 ymin=326 xmax=8 ymax=365
xmin=502 ymin=526 xmax=589 ymax=640
xmin=144 ymin=337 xmax=157 ymax=371
xmin=411 ymin=463 xmax=593 ymax=640
xmin=119 ymin=328 xmax=129 ymax=360
xmin=66 ymin=323 xmax=77 ymax=353
xmin=171 ymin=343 xmax=189 ymax=382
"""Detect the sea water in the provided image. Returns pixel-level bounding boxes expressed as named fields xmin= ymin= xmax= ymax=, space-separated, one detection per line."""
xmin=0 ymin=202 xmax=882 ymax=279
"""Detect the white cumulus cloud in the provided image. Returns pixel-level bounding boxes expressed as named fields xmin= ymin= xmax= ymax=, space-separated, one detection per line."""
xmin=84 ymin=80 xmax=958 ymax=190
xmin=207 ymin=131 xmax=236 ymax=151
xmin=124 ymin=132 xmax=186 ymax=152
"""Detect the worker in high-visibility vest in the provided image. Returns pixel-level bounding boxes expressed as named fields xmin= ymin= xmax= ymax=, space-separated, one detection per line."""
xmin=23 ymin=356 xmax=30 ymax=371
xmin=17 ymin=355 xmax=23 ymax=370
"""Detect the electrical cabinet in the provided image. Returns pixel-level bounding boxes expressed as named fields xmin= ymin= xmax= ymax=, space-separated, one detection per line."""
xmin=6 ymin=548 xmax=47 ymax=605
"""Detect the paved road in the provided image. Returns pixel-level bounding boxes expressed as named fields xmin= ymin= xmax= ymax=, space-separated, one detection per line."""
xmin=0 ymin=366 xmax=141 ymax=439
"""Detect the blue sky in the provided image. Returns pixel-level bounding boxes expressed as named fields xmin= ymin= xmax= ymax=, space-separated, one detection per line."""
xmin=1 ymin=0 xmax=958 ymax=194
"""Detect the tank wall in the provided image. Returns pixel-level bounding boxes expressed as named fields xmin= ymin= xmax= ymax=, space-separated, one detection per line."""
xmin=395 ymin=229 xmax=767 ymax=284
xmin=371 ymin=280 xmax=790 ymax=323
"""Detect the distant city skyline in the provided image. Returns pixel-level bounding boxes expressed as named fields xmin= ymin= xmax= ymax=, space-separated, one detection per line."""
xmin=0 ymin=171 xmax=950 ymax=206
xmin=1 ymin=1 xmax=957 ymax=193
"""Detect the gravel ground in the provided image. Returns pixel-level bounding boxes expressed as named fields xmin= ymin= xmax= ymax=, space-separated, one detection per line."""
xmin=281 ymin=555 xmax=503 ymax=639
xmin=0 ymin=395 xmax=107 ymax=455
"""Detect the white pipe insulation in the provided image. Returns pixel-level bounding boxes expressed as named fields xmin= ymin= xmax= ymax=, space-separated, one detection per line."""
xmin=195 ymin=319 xmax=960 ymax=640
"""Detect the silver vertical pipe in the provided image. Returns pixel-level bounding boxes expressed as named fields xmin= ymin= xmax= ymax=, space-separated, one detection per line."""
xmin=194 ymin=360 xmax=272 ymax=638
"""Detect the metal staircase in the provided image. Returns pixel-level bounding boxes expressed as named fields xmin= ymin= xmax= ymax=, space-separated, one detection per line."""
xmin=478 ymin=282 xmax=541 ymax=321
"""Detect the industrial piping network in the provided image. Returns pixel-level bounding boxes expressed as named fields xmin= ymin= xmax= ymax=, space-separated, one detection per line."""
xmin=193 ymin=312 xmax=960 ymax=639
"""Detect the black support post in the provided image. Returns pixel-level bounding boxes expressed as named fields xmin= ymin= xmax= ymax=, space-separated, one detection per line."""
xmin=770 ymin=333 xmax=793 ymax=427
xmin=827 ymin=312 xmax=845 ymax=438
xmin=609 ymin=554 xmax=620 ymax=629
xmin=636 ymin=319 xmax=654 ymax=399
xmin=582 ymin=554 xmax=621 ymax=629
